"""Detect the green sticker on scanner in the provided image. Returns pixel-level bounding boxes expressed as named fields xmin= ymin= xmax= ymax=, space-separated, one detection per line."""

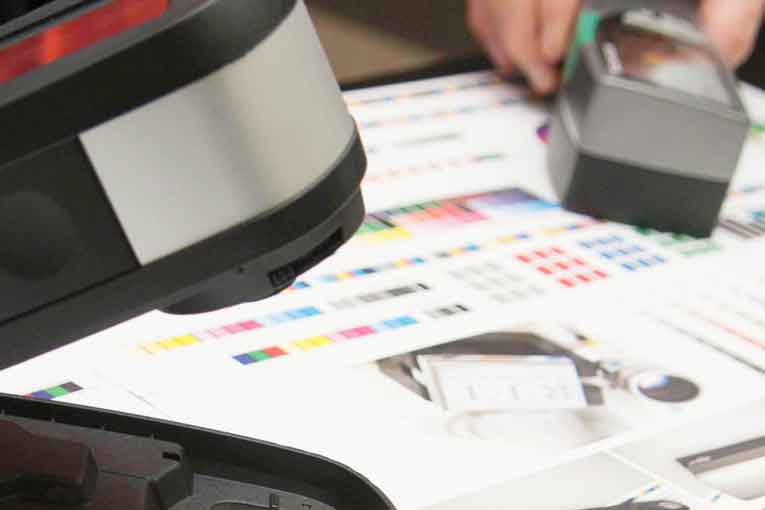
xmin=563 ymin=9 xmax=601 ymax=82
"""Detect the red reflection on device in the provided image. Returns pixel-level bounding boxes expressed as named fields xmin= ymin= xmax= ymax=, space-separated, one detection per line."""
xmin=0 ymin=0 xmax=168 ymax=84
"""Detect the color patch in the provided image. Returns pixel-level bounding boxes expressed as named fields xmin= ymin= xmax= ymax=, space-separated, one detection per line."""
xmin=634 ymin=227 xmax=720 ymax=257
xmin=425 ymin=304 xmax=471 ymax=319
xmin=138 ymin=306 xmax=323 ymax=355
xmin=536 ymin=121 xmax=550 ymax=143
xmin=232 ymin=314 xmax=422 ymax=366
xmin=447 ymin=261 xmax=546 ymax=304
xmin=515 ymin=246 xmax=608 ymax=287
xmin=331 ymin=283 xmax=430 ymax=310
xmin=26 ymin=382 xmax=83 ymax=401
xmin=578 ymin=235 xmax=667 ymax=272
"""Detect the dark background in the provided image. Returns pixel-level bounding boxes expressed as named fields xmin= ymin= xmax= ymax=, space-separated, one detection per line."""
xmin=306 ymin=0 xmax=765 ymax=88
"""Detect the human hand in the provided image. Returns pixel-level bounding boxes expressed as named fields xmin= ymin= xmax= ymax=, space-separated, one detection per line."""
xmin=467 ymin=0 xmax=765 ymax=94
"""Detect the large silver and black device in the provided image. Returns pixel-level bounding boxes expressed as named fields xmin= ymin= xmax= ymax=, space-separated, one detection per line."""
xmin=0 ymin=0 xmax=368 ymax=370
xmin=548 ymin=0 xmax=750 ymax=237
xmin=0 ymin=2 xmax=394 ymax=509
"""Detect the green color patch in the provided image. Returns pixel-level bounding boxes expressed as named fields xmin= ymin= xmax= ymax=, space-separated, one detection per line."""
xmin=248 ymin=351 xmax=271 ymax=362
xmin=563 ymin=9 xmax=601 ymax=83
xmin=47 ymin=386 xmax=69 ymax=398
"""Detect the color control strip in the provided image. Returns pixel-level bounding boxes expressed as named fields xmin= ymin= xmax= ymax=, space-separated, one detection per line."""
xmin=331 ymin=283 xmax=430 ymax=310
xmin=355 ymin=188 xmax=558 ymax=244
xmin=139 ymin=306 xmax=323 ymax=355
xmin=233 ymin=315 xmax=420 ymax=366
xmin=359 ymin=96 xmax=524 ymax=130
xmin=346 ymin=75 xmax=503 ymax=108
xmin=233 ymin=305 xmax=472 ymax=366
xmin=579 ymin=235 xmax=667 ymax=271
xmin=648 ymin=314 xmax=765 ymax=375
xmin=424 ymin=304 xmax=471 ymax=319
xmin=27 ymin=382 xmax=83 ymax=401
xmin=289 ymin=219 xmax=598 ymax=291
xmin=515 ymin=246 xmax=608 ymax=287
xmin=679 ymin=306 xmax=765 ymax=349
xmin=364 ymin=153 xmax=506 ymax=185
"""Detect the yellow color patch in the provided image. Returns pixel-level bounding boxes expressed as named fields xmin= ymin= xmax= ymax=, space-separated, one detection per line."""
xmin=308 ymin=336 xmax=333 ymax=347
xmin=158 ymin=338 xmax=183 ymax=350
xmin=175 ymin=335 xmax=199 ymax=346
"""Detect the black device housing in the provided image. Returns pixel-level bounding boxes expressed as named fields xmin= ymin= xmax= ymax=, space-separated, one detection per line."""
xmin=548 ymin=2 xmax=750 ymax=238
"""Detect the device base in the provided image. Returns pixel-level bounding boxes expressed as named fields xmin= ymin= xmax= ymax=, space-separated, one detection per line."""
xmin=0 ymin=393 xmax=393 ymax=510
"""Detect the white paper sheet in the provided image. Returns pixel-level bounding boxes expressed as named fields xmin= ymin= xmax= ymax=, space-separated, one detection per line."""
xmin=4 ymin=70 xmax=765 ymax=510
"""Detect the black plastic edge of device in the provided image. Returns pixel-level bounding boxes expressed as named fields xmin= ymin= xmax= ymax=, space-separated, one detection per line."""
xmin=0 ymin=393 xmax=395 ymax=510
xmin=0 ymin=127 xmax=366 ymax=370
xmin=563 ymin=150 xmax=727 ymax=239
xmin=0 ymin=0 xmax=297 ymax=167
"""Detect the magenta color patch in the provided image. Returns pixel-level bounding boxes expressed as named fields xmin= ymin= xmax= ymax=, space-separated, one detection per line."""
xmin=537 ymin=121 xmax=550 ymax=143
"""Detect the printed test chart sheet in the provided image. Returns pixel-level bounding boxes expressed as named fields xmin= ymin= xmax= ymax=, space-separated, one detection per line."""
xmin=4 ymin=71 xmax=765 ymax=510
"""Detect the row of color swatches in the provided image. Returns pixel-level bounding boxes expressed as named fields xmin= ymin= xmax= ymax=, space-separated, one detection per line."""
xmin=331 ymin=283 xmax=430 ymax=310
xmin=355 ymin=188 xmax=557 ymax=244
xmin=346 ymin=75 xmax=502 ymax=107
xmin=139 ymin=306 xmax=323 ymax=354
xmin=364 ymin=153 xmax=506 ymax=185
xmin=579 ymin=235 xmax=667 ymax=272
xmin=650 ymin=316 xmax=765 ymax=375
xmin=290 ymin=219 xmax=597 ymax=290
xmin=27 ymin=382 xmax=83 ymax=401
xmin=515 ymin=246 xmax=608 ymax=287
xmin=233 ymin=316 xmax=420 ymax=366
xmin=678 ymin=306 xmax=765 ymax=350
xmin=358 ymin=97 xmax=522 ymax=130
xmin=634 ymin=227 xmax=720 ymax=257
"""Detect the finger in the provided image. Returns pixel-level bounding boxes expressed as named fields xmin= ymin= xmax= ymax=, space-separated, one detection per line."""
xmin=488 ymin=39 xmax=516 ymax=76
xmin=700 ymin=0 xmax=764 ymax=67
xmin=501 ymin=0 xmax=557 ymax=93
xmin=540 ymin=0 xmax=580 ymax=63
xmin=467 ymin=0 xmax=514 ymax=74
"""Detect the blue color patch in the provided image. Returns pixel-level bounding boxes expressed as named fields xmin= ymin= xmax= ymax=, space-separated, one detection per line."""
xmin=234 ymin=354 xmax=256 ymax=365
xmin=234 ymin=354 xmax=257 ymax=365
xmin=30 ymin=391 xmax=54 ymax=400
